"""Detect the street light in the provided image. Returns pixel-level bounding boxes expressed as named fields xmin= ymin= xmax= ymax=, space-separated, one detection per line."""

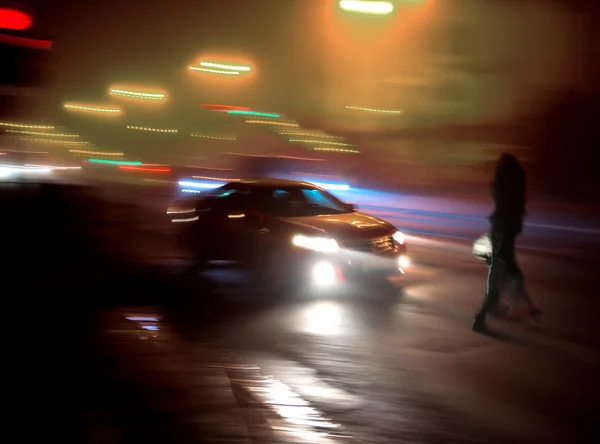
xmin=339 ymin=1 xmax=394 ymax=15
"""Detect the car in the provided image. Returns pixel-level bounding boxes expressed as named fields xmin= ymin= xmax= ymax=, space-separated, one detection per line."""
xmin=167 ymin=179 xmax=409 ymax=294
xmin=176 ymin=153 xmax=352 ymax=194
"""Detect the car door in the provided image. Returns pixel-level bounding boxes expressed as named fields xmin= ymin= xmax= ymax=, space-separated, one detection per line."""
xmin=210 ymin=189 xmax=265 ymax=263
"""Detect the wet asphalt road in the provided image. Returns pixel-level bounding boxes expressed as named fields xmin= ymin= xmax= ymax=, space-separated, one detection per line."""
xmin=5 ymin=183 xmax=599 ymax=444
xmin=119 ymin=234 xmax=600 ymax=444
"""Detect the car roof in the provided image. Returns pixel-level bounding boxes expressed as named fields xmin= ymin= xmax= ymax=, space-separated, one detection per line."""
xmin=225 ymin=178 xmax=319 ymax=189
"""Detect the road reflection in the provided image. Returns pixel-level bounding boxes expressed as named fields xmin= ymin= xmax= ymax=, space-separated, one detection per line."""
xmin=302 ymin=301 xmax=345 ymax=336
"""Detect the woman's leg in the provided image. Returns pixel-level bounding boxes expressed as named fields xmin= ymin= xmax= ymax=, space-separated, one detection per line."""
xmin=505 ymin=237 xmax=542 ymax=319
xmin=473 ymin=234 xmax=506 ymax=329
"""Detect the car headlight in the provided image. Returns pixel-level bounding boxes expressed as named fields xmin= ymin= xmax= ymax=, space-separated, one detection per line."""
xmin=292 ymin=234 xmax=339 ymax=253
xmin=398 ymin=255 xmax=410 ymax=269
xmin=312 ymin=261 xmax=338 ymax=286
xmin=393 ymin=231 xmax=405 ymax=245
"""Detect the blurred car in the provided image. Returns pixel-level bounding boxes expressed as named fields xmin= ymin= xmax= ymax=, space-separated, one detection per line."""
xmin=168 ymin=179 xmax=409 ymax=294
xmin=176 ymin=153 xmax=352 ymax=194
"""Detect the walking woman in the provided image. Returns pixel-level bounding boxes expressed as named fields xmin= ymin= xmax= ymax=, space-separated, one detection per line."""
xmin=473 ymin=153 xmax=542 ymax=332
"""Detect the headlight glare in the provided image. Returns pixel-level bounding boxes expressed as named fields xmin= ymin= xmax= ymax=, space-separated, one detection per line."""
xmin=393 ymin=231 xmax=405 ymax=245
xmin=292 ymin=234 xmax=339 ymax=253
xmin=312 ymin=261 xmax=338 ymax=286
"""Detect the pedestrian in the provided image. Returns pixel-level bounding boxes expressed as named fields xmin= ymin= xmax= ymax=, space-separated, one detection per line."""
xmin=473 ymin=153 xmax=542 ymax=332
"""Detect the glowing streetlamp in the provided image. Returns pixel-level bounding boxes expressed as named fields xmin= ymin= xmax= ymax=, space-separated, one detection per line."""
xmin=339 ymin=1 xmax=394 ymax=15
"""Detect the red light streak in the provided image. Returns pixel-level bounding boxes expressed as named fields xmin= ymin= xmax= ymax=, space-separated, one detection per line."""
xmin=0 ymin=33 xmax=52 ymax=49
xmin=202 ymin=104 xmax=250 ymax=111
xmin=119 ymin=165 xmax=171 ymax=173
xmin=0 ymin=9 xmax=32 ymax=30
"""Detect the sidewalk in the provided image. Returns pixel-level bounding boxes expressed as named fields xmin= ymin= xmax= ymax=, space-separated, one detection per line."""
xmin=99 ymin=310 xmax=348 ymax=444
xmin=100 ymin=310 xmax=253 ymax=443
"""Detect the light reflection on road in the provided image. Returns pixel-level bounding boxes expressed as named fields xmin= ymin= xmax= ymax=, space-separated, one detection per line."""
xmin=302 ymin=301 xmax=344 ymax=336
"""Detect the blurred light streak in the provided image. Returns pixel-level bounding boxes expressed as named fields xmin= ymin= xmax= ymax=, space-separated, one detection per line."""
xmin=191 ymin=134 xmax=236 ymax=141
xmin=145 ymin=179 xmax=174 ymax=184
xmin=172 ymin=216 xmax=199 ymax=223
xmin=6 ymin=130 xmax=79 ymax=137
xmin=228 ymin=110 xmax=280 ymax=118
xmin=88 ymin=159 xmax=142 ymax=165
xmin=1 ymin=148 xmax=48 ymax=154
xmin=0 ymin=33 xmax=52 ymax=49
xmin=141 ymin=325 xmax=159 ymax=331
xmin=292 ymin=172 xmax=342 ymax=179
xmin=339 ymin=0 xmax=394 ymax=15
xmin=21 ymin=138 xmax=91 ymax=146
xmin=64 ymin=104 xmax=122 ymax=114
xmin=166 ymin=208 xmax=195 ymax=215
xmin=0 ymin=122 xmax=54 ymax=130
xmin=25 ymin=164 xmax=81 ymax=170
xmin=126 ymin=125 xmax=177 ymax=133
xmin=0 ymin=8 xmax=32 ymax=30
xmin=70 ymin=149 xmax=123 ymax=156
xmin=189 ymin=66 xmax=240 ymax=75
xmin=277 ymin=131 xmax=343 ymax=139
xmin=288 ymin=139 xmax=355 ymax=147
xmin=345 ymin=106 xmax=403 ymax=114
xmin=246 ymin=120 xmax=298 ymax=127
xmin=125 ymin=316 xmax=159 ymax=322
xmin=312 ymin=182 xmax=351 ymax=191
xmin=0 ymin=165 xmax=52 ymax=175
xmin=109 ymin=89 xmax=165 ymax=100
xmin=119 ymin=165 xmax=171 ymax=172
xmin=193 ymin=175 xmax=240 ymax=181
xmin=181 ymin=189 xmax=202 ymax=193
xmin=185 ymin=165 xmax=233 ymax=171
xmin=225 ymin=153 xmax=325 ymax=162
xmin=200 ymin=61 xmax=251 ymax=72
xmin=202 ymin=104 xmax=250 ymax=111
xmin=179 ymin=180 xmax=224 ymax=189
xmin=313 ymin=147 xmax=360 ymax=153
xmin=0 ymin=165 xmax=52 ymax=171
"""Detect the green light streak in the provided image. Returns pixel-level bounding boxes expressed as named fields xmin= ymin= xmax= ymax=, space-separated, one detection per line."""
xmin=88 ymin=159 xmax=142 ymax=165
xmin=227 ymin=110 xmax=280 ymax=118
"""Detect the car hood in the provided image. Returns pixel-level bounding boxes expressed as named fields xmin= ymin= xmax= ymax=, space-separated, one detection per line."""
xmin=278 ymin=211 xmax=396 ymax=240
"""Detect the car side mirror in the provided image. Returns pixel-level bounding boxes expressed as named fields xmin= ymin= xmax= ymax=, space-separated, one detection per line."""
xmin=347 ymin=203 xmax=358 ymax=211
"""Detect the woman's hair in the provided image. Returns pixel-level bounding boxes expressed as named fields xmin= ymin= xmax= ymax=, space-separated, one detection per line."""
xmin=495 ymin=153 xmax=524 ymax=182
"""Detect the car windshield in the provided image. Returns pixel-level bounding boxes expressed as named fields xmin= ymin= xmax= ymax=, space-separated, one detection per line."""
xmin=266 ymin=187 xmax=351 ymax=216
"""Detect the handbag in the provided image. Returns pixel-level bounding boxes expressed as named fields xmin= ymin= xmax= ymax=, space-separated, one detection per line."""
xmin=473 ymin=233 xmax=492 ymax=263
